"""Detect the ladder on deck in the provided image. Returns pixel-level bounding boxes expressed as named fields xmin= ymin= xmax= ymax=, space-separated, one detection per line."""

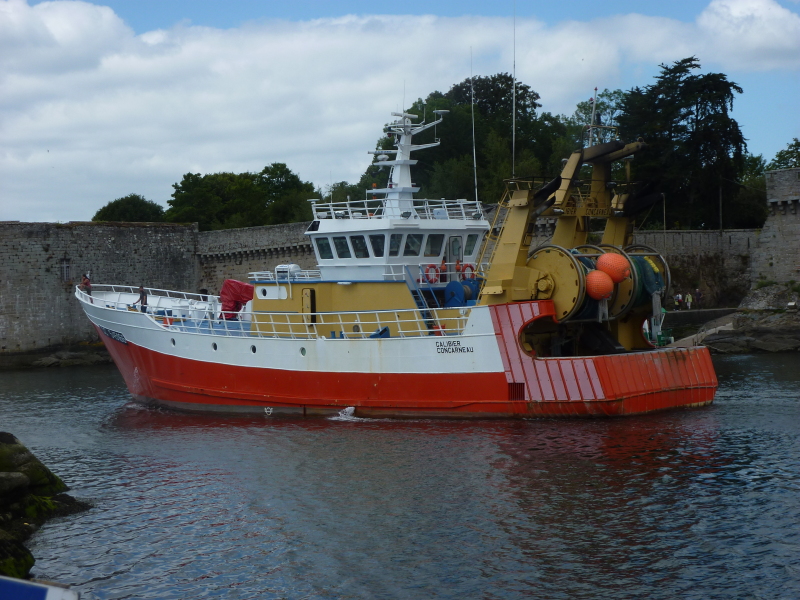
xmin=405 ymin=266 xmax=439 ymax=331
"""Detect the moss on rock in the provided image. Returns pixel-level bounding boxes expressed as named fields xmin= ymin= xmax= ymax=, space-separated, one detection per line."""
xmin=0 ymin=432 xmax=89 ymax=579
xmin=0 ymin=433 xmax=67 ymax=498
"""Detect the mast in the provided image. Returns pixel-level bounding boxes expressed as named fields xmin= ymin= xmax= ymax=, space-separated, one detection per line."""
xmin=471 ymin=50 xmax=478 ymax=203
xmin=512 ymin=0 xmax=516 ymax=177
xmin=368 ymin=111 xmax=447 ymax=217
xmin=588 ymin=86 xmax=598 ymax=146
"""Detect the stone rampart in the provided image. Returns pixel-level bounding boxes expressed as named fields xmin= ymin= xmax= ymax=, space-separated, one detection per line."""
xmin=197 ymin=222 xmax=314 ymax=294
xmin=7 ymin=175 xmax=800 ymax=358
xmin=631 ymin=229 xmax=757 ymax=306
xmin=0 ymin=222 xmax=197 ymax=354
xmin=750 ymin=168 xmax=800 ymax=284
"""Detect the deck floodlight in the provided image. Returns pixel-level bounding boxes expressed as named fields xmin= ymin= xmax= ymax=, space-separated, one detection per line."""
xmin=401 ymin=211 xmax=412 ymax=219
xmin=433 ymin=110 xmax=450 ymax=115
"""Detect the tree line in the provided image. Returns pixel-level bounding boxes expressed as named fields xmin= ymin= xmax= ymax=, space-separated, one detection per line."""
xmin=93 ymin=57 xmax=799 ymax=231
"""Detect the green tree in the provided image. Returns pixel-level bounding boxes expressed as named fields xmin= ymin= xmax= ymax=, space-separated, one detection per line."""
xmin=617 ymin=57 xmax=746 ymax=229
xmin=729 ymin=153 xmax=768 ymax=228
xmin=767 ymin=138 xmax=800 ymax=170
xmin=564 ymin=88 xmax=626 ymax=146
xmin=165 ymin=164 xmax=314 ymax=231
xmin=368 ymin=73 xmax=559 ymax=203
xmin=92 ymin=194 xmax=165 ymax=222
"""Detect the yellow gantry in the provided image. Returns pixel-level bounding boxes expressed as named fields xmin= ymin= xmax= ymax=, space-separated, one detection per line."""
xmin=479 ymin=140 xmax=646 ymax=308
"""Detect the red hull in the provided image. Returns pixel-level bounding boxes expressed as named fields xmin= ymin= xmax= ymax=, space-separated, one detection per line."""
xmin=95 ymin=322 xmax=717 ymax=418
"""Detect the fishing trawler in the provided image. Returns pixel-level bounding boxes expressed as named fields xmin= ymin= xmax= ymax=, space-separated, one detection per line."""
xmin=76 ymin=110 xmax=717 ymax=417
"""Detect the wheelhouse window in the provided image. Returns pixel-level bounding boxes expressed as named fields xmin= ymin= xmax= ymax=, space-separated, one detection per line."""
xmin=389 ymin=234 xmax=403 ymax=257
xmin=465 ymin=234 xmax=479 ymax=256
xmin=403 ymin=234 xmax=423 ymax=256
xmin=424 ymin=234 xmax=444 ymax=257
xmin=350 ymin=235 xmax=369 ymax=259
xmin=315 ymin=237 xmax=333 ymax=260
xmin=332 ymin=236 xmax=351 ymax=258
xmin=369 ymin=234 xmax=385 ymax=257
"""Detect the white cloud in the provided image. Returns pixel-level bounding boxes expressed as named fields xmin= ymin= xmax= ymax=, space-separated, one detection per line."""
xmin=697 ymin=0 xmax=800 ymax=70
xmin=0 ymin=0 xmax=798 ymax=222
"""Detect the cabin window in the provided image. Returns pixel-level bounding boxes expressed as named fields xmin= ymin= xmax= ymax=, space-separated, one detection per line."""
xmin=465 ymin=234 xmax=479 ymax=256
xmin=424 ymin=234 xmax=444 ymax=257
xmin=315 ymin=237 xmax=334 ymax=260
xmin=350 ymin=235 xmax=370 ymax=258
xmin=403 ymin=234 xmax=423 ymax=256
xmin=389 ymin=234 xmax=403 ymax=257
xmin=369 ymin=234 xmax=385 ymax=257
xmin=332 ymin=236 xmax=351 ymax=259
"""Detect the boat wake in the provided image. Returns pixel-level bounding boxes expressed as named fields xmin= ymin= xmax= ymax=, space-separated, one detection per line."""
xmin=330 ymin=406 xmax=367 ymax=422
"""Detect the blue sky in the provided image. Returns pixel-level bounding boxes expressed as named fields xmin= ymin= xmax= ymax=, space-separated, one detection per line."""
xmin=4 ymin=0 xmax=800 ymax=222
xmin=66 ymin=1 xmax=709 ymax=31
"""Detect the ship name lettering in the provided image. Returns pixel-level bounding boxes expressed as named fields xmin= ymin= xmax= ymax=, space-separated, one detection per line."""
xmin=435 ymin=340 xmax=473 ymax=354
xmin=99 ymin=326 xmax=127 ymax=344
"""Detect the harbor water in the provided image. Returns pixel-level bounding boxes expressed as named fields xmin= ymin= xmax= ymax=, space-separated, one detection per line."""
xmin=0 ymin=354 xmax=798 ymax=599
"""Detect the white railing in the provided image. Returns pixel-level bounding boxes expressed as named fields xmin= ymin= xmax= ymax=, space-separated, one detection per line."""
xmin=311 ymin=198 xmax=485 ymax=221
xmin=77 ymin=284 xmax=218 ymax=309
xmin=382 ymin=262 xmax=489 ymax=284
xmin=76 ymin=285 xmax=472 ymax=340
xmin=248 ymin=269 xmax=322 ymax=281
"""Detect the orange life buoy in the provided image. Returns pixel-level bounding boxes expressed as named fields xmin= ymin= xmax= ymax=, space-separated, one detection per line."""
xmin=424 ymin=264 xmax=440 ymax=284
xmin=461 ymin=263 xmax=475 ymax=279
xmin=455 ymin=260 xmax=462 ymax=273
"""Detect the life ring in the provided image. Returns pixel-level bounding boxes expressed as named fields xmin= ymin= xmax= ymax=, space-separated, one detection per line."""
xmin=461 ymin=263 xmax=475 ymax=279
xmin=424 ymin=264 xmax=440 ymax=284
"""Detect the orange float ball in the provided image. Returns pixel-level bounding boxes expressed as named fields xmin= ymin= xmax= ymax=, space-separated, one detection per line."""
xmin=586 ymin=269 xmax=614 ymax=300
xmin=596 ymin=252 xmax=631 ymax=283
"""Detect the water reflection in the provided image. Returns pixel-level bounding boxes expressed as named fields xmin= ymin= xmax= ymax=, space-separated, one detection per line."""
xmin=0 ymin=358 xmax=797 ymax=599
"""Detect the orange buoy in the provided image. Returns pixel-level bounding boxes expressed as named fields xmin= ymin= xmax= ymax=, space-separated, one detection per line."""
xmin=596 ymin=253 xmax=631 ymax=283
xmin=586 ymin=269 xmax=614 ymax=300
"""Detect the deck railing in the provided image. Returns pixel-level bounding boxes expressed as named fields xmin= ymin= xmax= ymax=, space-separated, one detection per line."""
xmin=248 ymin=269 xmax=322 ymax=281
xmin=383 ymin=262 xmax=490 ymax=284
xmin=77 ymin=285 xmax=472 ymax=340
xmin=311 ymin=198 xmax=485 ymax=221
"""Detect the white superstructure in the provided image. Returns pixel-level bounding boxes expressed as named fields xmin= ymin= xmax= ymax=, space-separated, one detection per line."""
xmin=300 ymin=112 xmax=491 ymax=285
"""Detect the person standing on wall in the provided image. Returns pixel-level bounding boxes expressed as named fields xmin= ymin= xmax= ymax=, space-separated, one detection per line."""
xmin=132 ymin=285 xmax=147 ymax=313
xmin=674 ymin=292 xmax=682 ymax=310
xmin=685 ymin=291 xmax=693 ymax=310
xmin=695 ymin=288 xmax=703 ymax=309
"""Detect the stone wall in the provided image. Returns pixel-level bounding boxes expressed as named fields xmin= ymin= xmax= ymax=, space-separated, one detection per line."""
xmin=750 ymin=168 xmax=800 ymax=285
xmin=0 ymin=222 xmax=197 ymax=353
xmin=631 ymin=229 xmax=757 ymax=307
xmin=6 ymin=175 xmax=800 ymax=356
xmin=197 ymin=222 xmax=314 ymax=294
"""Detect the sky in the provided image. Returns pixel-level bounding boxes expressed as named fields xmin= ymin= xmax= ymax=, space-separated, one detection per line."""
xmin=1 ymin=0 xmax=799 ymax=223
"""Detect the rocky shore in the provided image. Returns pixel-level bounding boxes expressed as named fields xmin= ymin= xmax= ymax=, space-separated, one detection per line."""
xmin=0 ymin=433 xmax=90 ymax=578
xmin=701 ymin=284 xmax=800 ymax=354
xmin=0 ymin=343 xmax=112 ymax=370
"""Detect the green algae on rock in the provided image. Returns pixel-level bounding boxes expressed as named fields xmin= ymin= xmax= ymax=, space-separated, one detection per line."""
xmin=0 ymin=432 xmax=90 ymax=579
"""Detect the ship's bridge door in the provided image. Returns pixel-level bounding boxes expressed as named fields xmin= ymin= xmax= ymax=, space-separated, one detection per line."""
xmin=445 ymin=236 xmax=463 ymax=282
xmin=447 ymin=236 xmax=462 ymax=266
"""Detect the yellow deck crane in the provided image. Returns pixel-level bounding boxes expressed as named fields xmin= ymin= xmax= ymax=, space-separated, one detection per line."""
xmin=478 ymin=139 xmax=670 ymax=355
